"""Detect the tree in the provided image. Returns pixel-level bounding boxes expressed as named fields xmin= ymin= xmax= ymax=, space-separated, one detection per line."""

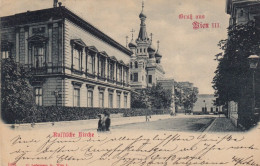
xmin=131 ymin=89 xmax=151 ymax=109
xmin=174 ymin=83 xmax=198 ymax=113
xmin=212 ymin=21 xmax=260 ymax=105
xmin=131 ymin=83 xmax=173 ymax=109
xmin=147 ymin=83 xmax=173 ymax=109
xmin=1 ymin=57 xmax=37 ymax=123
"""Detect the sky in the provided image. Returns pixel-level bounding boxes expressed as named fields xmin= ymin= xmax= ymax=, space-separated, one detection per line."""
xmin=0 ymin=0 xmax=230 ymax=94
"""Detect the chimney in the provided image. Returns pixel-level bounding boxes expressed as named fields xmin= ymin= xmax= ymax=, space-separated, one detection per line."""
xmin=53 ymin=0 xmax=58 ymax=8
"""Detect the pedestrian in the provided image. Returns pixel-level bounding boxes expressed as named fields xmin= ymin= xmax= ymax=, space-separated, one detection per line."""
xmin=97 ymin=114 xmax=102 ymax=132
xmin=102 ymin=111 xmax=111 ymax=131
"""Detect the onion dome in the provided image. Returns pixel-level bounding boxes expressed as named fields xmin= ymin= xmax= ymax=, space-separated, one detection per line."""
xmin=128 ymin=41 xmax=137 ymax=48
xmin=148 ymin=44 xmax=156 ymax=52
xmin=139 ymin=12 xmax=146 ymax=18
xmin=155 ymin=50 xmax=162 ymax=57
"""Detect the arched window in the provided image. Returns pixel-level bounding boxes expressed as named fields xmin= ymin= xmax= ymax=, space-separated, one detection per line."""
xmin=130 ymin=62 xmax=133 ymax=68
xmin=135 ymin=61 xmax=138 ymax=68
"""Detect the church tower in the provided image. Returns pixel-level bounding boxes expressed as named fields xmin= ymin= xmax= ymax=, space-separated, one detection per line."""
xmin=129 ymin=1 xmax=165 ymax=89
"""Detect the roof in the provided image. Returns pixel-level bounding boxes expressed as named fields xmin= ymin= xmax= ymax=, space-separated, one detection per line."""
xmin=0 ymin=6 xmax=132 ymax=56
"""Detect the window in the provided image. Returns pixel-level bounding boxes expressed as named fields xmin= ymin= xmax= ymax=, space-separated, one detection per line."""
xmin=73 ymin=88 xmax=80 ymax=107
xmin=87 ymin=90 xmax=93 ymax=107
xmin=73 ymin=48 xmax=81 ymax=70
xmin=98 ymin=57 xmax=105 ymax=77
xmin=35 ymin=87 xmax=43 ymax=106
xmin=119 ymin=66 xmax=122 ymax=82
xmin=1 ymin=51 xmax=9 ymax=59
xmin=71 ymin=39 xmax=85 ymax=72
xmin=124 ymin=96 xmax=127 ymax=108
xmin=135 ymin=61 xmax=138 ymax=68
xmin=34 ymin=46 xmax=45 ymax=68
xmin=108 ymin=93 xmax=113 ymax=108
xmin=130 ymin=74 xmax=133 ymax=81
xmin=124 ymin=69 xmax=127 ymax=83
xmin=140 ymin=48 xmax=142 ymax=53
xmin=1 ymin=41 xmax=12 ymax=59
xmin=117 ymin=94 xmax=121 ymax=108
xmin=87 ymin=54 xmax=94 ymax=74
xmin=109 ymin=63 xmax=114 ymax=79
xmin=149 ymin=75 xmax=152 ymax=84
xmin=99 ymin=92 xmax=104 ymax=107
xmin=133 ymin=73 xmax=138 ymax=82
xmin=144 ymin=48 xmax=146 ymax=53
xmin=130 ymin=62 xmax=132 ymax=68
xmin=117 ymin=65 xmax=122 ymax=82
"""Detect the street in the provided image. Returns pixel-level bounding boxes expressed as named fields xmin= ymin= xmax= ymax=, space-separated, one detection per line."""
xmin=111 ymin=115 xmax=215 ymax=132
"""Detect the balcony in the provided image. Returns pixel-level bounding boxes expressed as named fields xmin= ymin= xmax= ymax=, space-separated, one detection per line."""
xmin=26 ymin=64 xmax=63 ymax=75
xmin=30 ymin=66 xmax=47 ymax=75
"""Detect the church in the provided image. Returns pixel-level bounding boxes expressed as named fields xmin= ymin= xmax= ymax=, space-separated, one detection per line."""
xmin=128 ymin=2 xmax=176 ymax=113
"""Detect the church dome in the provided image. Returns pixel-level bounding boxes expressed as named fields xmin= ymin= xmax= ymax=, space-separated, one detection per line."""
xmin=139 ymin=12 xmax=146 ymax=18
xmin=128 ymin=41 xmax=136 ymax=48
xmin=155 ymin=50 xmax=162 ymax=57
xmin=148 ymin=44 xmax=156 ymax=52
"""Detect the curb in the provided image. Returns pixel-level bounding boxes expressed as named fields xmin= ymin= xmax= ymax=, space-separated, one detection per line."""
xmin=203 ymin=117 xmax=217 ymax=132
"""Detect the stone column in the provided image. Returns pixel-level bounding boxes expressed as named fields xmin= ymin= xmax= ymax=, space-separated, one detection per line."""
xmin=24 ymin=26 xmax=29 ymax=65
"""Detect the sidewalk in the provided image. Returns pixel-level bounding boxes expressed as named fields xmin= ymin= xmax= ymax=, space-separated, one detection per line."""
xmin=204 ymin=115 xmax=241 ymax=132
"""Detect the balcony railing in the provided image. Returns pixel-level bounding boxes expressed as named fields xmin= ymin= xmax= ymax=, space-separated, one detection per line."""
xmin=30 ymin=66 xmax=47 ymax=75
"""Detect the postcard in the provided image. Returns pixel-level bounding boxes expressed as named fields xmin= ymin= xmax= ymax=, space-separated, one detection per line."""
xmin=1 ymin=0 xmax=260 ymax=166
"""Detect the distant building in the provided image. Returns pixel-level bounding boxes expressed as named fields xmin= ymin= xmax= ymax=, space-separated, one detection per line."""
xmin=1 ymin=1 xmax=132 ymax=108
xmin=178 ymin=82 xmax=194 ymax=89
xmin=193 ymin=94 xmax=222 ymax=114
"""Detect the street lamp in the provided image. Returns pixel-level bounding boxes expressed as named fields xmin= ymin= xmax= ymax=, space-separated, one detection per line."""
xmin=53 ymin=90 xmax=60 ymax=106
xmin=248 ymin=55 xmax=259 ymax=123
xmin=203 ymin=100 xmax=207 ymax=113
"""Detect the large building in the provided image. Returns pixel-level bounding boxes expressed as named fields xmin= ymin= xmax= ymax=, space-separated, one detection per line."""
xmin=1 ymin=1 xmax=132 ymax=108
xmin=225 ymin=0 xmax=260 ymax=128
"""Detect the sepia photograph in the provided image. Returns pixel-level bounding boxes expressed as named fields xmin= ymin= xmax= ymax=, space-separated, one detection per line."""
xmin=0 ymin=0 xmax=260 ymax=165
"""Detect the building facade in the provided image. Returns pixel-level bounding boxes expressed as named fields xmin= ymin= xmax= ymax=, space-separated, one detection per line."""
xmin=193 ymin=94 xmax=222 ymax=114
xmin=1 ymin=3 xmax=132 ymax=108
xmin=225 ymin=0 xmax=260 ymax=128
